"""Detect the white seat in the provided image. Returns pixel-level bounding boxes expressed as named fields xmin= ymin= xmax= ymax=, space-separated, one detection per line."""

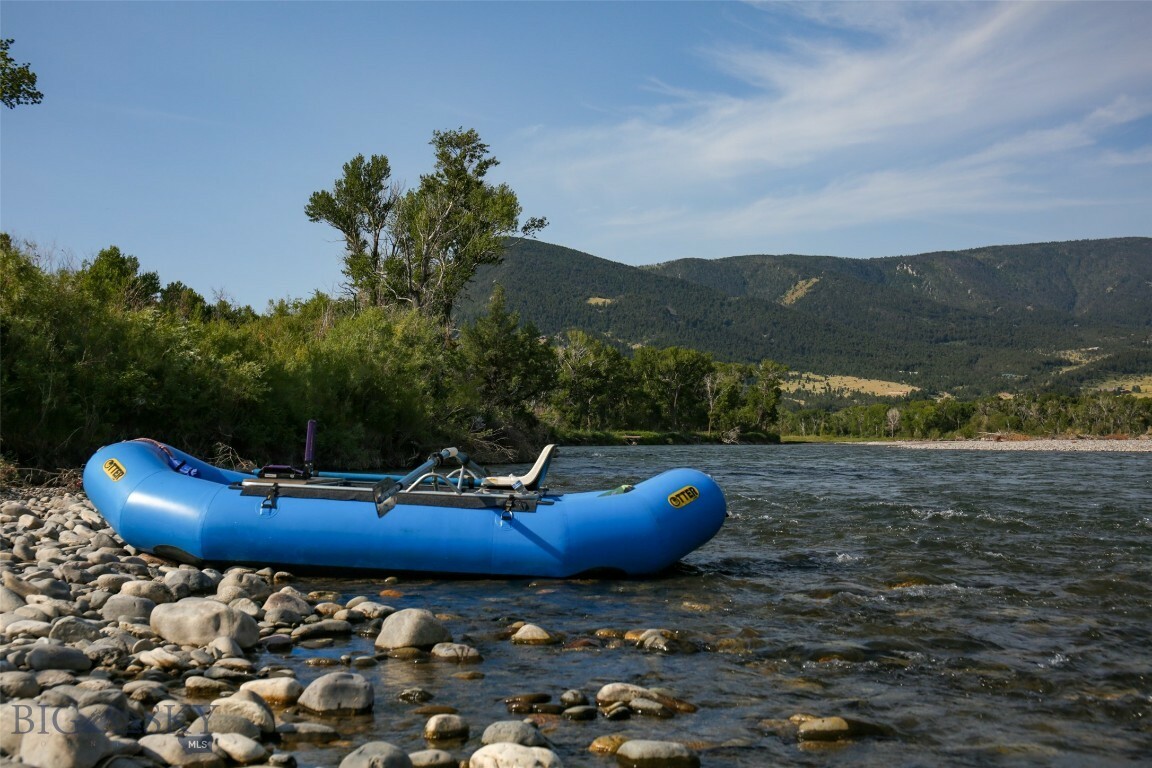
xmin=482 ymin=444 xmax=557 ymax=491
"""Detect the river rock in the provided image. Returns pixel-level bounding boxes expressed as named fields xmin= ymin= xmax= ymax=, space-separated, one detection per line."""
xmin=469 ymin=743 xmax=563 ymax=768
xmin=212 ymin=731 xmax=268 ymax=764
xmin=163 ymin=568 xmax=217 ymax=597
xmin=374 ymin=608 xmax=452 ymax=650
xmin=614 ymin=739 xmax=700 ymax=767
xmin=0 ymin=585 xmax=27 ymax=612
xmin=47 ymin=616 xmax=104 ymax=643
xmin=297 ymin=671 xmax=374 ymax=714
xmin=16 ymin=705 xmax=112 ymax=768
xmin=510 ymin=623 xmax=560 ymax=646
xmin=216 ymin=571 xmax=272 ymax=602
xmin=209 ymin=690 xmax=275 ymax=735
xmin=262 ymin=590 xmax=312 ymax=624
xmin=409 ymin=748 xmax=457 ymax=768
xmin=290 ymin=619 xmax=351 ymax=640
xmin=239 ymin=677 xmax=304 ymax=706
xmin=595 ymin=682 xmax=651 ymax=706
xmin=480 ymin=720 xmax=552 ymax=747
xmin=120 ymin=580 xmax=175 ymax=604
xmin=100 ymin=594 xmax=155 ymax=622
xmin=796 ymin=715 xmax=890 ymax=741
xmin=146 ymin=699 xmax=198 ymax=734
xmin=0 ymin=671 xmax=40 ymax=699
xmin=137 ymin=733 xmax=226 ymax=767
xmin=27 ymin=644 xmax=93 ymax=672
xmin=338 ymin=740 xmax=413 ymax=768
xmin=424 ymin=712 xmax=469 ymax=741
xmin=150 ymin=598 xmax=259 ymax=649
xmin=430 ymin=641 xmax=483 ymax=663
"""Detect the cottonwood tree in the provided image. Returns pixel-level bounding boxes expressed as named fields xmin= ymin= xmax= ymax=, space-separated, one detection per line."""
xmin=305 ymin=154 xmax=398 ymax=308
xmin=307 ymin=129 xmax=546 ymax=326
xmin=1 ymin=39 xmax=43 ymax=108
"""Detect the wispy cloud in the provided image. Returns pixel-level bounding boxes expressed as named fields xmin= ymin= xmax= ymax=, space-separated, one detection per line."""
xmin=514 ymin=1 xmax=1152 ymax=259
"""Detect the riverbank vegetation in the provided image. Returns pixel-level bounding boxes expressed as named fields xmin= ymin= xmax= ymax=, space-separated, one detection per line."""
xmin=0 ymin=235 xmax=786 ymax=469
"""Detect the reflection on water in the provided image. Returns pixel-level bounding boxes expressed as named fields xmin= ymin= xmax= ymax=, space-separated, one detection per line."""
xmin=263 ymin=445 xmax=1152 ymax=766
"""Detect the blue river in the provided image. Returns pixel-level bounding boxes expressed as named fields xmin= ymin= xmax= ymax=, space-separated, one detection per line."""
xmin=265 ymin=444 xmax=1152 ymax=766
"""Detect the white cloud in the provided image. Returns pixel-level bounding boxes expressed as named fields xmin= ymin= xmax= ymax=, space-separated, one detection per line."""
xmin=512 ymin=1 xmax=1152 ymax=260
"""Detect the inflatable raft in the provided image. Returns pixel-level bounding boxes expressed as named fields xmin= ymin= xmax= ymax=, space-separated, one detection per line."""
xmin=82 ymin=438 xmax=727 ymax=578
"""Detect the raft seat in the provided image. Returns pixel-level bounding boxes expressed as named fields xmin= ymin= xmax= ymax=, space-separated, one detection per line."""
xmin=482 ymin=444 xmax=557 ymax=491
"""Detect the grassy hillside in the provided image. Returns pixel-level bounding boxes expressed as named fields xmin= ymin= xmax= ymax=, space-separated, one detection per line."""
xmin=460 ymin=237 xmax=1151 ymax=397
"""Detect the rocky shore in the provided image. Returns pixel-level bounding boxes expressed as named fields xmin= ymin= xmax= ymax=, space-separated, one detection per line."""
xmin=876 ymin=436 xmax=1152 ymax=451
xmin=0 ymin=487 xmax=878 ymax=768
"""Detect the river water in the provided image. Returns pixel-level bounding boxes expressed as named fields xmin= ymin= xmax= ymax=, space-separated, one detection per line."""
xmin=267 ymin=444 xmax=1151 ymax=766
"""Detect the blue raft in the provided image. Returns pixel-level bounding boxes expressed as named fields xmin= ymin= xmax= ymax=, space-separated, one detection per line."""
xmin=82 ymin=439 xmax=727 ymax=578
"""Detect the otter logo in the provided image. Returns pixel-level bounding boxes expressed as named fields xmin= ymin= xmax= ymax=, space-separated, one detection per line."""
xmin=103 ymin=458 xmax=127 ymax=482
xmin=667 ymin=485 xmax=700 ymax=508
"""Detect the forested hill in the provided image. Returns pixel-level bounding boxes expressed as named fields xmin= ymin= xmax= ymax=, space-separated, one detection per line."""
xmin=460 ymin=237 xmax=1152 ymax=396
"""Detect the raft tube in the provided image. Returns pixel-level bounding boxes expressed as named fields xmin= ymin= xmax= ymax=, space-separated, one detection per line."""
xmin=82 ymin=440 xmax=727 ymax=578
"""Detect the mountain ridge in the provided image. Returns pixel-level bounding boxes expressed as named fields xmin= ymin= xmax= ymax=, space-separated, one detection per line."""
xmin=460 ymin=237 xmax=1151 ymax=397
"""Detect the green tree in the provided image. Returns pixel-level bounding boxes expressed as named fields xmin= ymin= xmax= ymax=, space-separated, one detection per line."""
xmin=387 ymin=128 xmax=546 ymax=326
xmin=305 ymin=154 xmax=397 ymax=308
xmin=457 ymin=285 xmax=557 ymax=423
xmin=72 ymin=246 xmax=160 ymax=310
xmin=1 ymin=39 xmax=42 ymax=108
xmin=550 ymin=330 xmax=633 ymax=431
xmin=632 ymin=346 xmax=714 ymax=430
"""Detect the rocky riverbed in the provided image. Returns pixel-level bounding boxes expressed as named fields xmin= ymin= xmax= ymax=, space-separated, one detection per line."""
xmin=1 ymin=486 xmax=871 ymax=768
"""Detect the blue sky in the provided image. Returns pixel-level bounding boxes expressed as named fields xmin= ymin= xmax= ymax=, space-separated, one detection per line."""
xmin=3 ymin=1 xmax=1150 ymax=310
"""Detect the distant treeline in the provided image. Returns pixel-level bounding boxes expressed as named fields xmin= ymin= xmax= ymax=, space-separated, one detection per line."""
xmin=780 ymin=392 xmax=1152 ymax=440
xmin=0 ymin=238 xmax=784 ymax=470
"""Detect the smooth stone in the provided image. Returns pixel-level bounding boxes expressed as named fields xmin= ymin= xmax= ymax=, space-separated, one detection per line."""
xmin=430 ymin=642 xmax=483 ymax=663
xmin=0 ymin=671 xmax=40 ymax=698
xmin=119 ymin=580 xmax=175 ymax=604
xmin=629 ymin=698 xmax=675 ymax=718
xmin=184 ymin=676 xmax=236 ymax=698
xmin=262 ymin=589 xmax=312 ymax=618
xmin=145 ymin=699 xmax=197 ymax=734
xmin=216 ymin=571 xmax=272 ymax=602
xmin=588 ymin=735 xmax=628 ymax=754
xmin=212 ymin=731 xmax=268 ymax=764
xmin=469 ymin=743 xmax=563 ymax=768
xmin=423 ymin=713 xmax=469 ymax=741
xmin=47 ymin=616 xmax=104 ymax=643
xmin=597 ymin=683 xmax=648 ymax=705
xmin=796 ymin=715 xmax=890 ymax=741
xmin=614 ymin=739 xmax=700 ymax=768
xmin=562 ymin=706 xmax=598 ymax=721
xmin=209 ymin=690 xmax=275 ymax=734
xmin=374 ymin=608 xmax=451 ymax=650
xmin=163 ymin=569 xmax=217 ymax=597
xmin=16 ymin=705 xmax=112 ymax=768
xmin=275 ymin=721 xmax=340 ymax=742
xmin=137 ymin=733 xmax=226 ymax=767
xmin=409 ymin=748 xmax=457 ymax=768
xmin=338 ymin=741 xmax=413 ymax=768
xmin=510 ymin=624 xmax=559 ymax=645
xmin=480 ymin=720 xmax=551 ymax=747
xmin=99 ymin=594 xmax=155 ymax=623
xmin=290 ymin=619 xmax=351 ymax=640
xmin=150 ymin=598 xmax=259 ymax=649
xmin=297 ymin=671 xmax=374 ymax=714
xmin=27 ymin=644 xmax=92 ymax=672
xmin=239 ymin=677 xmax=304 ymax=706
